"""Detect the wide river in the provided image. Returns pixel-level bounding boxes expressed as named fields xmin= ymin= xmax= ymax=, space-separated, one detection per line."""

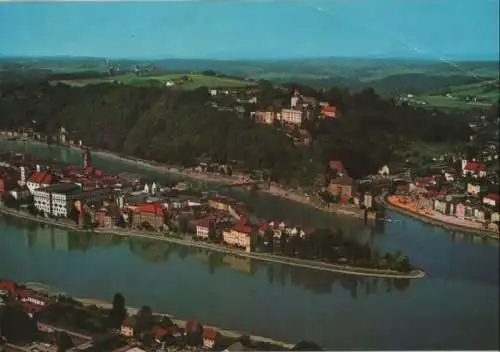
xmin=0 ymin=141 xmax=498 ymax=350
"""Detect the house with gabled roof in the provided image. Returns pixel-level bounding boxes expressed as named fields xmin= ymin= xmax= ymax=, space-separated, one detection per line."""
xmin=462 ymin=160 xmax=487 ymax=178
xmin=26 ymin=171 xmax=56 ymax=193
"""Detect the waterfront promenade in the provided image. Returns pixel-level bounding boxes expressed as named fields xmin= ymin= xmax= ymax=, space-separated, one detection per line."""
xmin=376 ymin=193 xmax=499 ymax=240
xmin=0 ymin=205 xmax=425 ymax=279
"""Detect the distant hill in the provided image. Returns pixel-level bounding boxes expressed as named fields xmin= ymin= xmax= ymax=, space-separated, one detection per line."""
xmin=407 ymin=79 xmax=500 ymax=110
xmin=0 ymin=56 xmax=498 ymax=98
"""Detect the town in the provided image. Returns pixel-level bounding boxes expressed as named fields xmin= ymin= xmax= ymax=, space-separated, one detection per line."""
xmin=1 ymin=279 xmax=315 ymax=351
xmin=0 ymin=140 xmax=416 ymax=276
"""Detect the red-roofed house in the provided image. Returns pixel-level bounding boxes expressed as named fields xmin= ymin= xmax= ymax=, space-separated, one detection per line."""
xmin=121 ymin=316 xmax=136 ymax=337
xmin=258 ymin=222 xmax=270 ymax=235
xmin=202 ymin=327 xmax=220 ymax=349
xmin=26 ymin=171 xmax=55 ymax=193
xmin=483 ymin=194 xmax=500 ymax=207
xmin=223 ymin=222 xmax=253 ymax=252
xmin=321 ymin=104 xmax=337 ymax=118
xmin=16 ymin=289 xmax=53 ymax=315
xmin=329 ymin=160 xmax=346 ymax=176
xmin=462 ymin=160 xmax=487 ymax=177
xmin=131 ymin=202 xmax=165 ymax=231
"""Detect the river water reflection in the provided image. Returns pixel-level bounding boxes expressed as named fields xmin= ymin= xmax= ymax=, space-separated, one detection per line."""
xmin=0 ymin=141 xmax=498 ymax=350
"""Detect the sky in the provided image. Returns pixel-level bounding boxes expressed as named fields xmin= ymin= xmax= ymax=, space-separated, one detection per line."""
xmin=0 ymin=0 xmax=499 ymax=60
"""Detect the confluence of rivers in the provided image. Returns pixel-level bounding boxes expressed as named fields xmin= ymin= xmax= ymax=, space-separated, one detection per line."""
xmin=0 ymin=141 xmax=498 ymax=350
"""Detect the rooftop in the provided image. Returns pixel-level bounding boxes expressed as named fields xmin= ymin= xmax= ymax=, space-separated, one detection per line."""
xmin=41 ymin=183 xmax=82 ymax=195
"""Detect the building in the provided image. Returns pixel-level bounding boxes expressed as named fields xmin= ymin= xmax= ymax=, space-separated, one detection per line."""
xmin=196 ymin=218 xmax=212 ymax=240
xmin=26 ymin=171 xmax=55 ymax=193
xmin=121 ymin=317 xmax=136 ymax=337
xmin=223 ymin=222 xmax=252 ymax=252
xmin=15 ymin=289 xmax=53 ymax=315
xmin=483 ymin=194 xmax=499 ymax=207
xmin=455 ymin=203 xmax=466 ymax=218
xmin=462 ymin=160 xmax=487 ymax=177
xmin=321 ymin=104 xmax=337 ymax=118
xmin=202 ymin=327 xmax=220 ymax=349
xmin=0 ymin=172 xmax=19 ymax=197
xmin=329 ymin=176 xmax=355 ymax=199
xmin=131 ymin=202 xmax=165 ymax=231
xmin=280 ymin=108 xmax=303 ymax=125
xmin=254 ymin=110 xmax=276 ymax=124
xmin=95 ymin=207 xmax=121 ymax=228
xmin=467 ymin=183 xmax=486 ymax=196
xmin=208 ymin=196 xmax=232 ymax=212
xmin=364 ymin=192 xmax=373 ymax=209
xmin=290 ymin=89 xmax=301 ymax=108
xmin=32 ymin=183 xmax=82 ymax=217
xmin=9 ymin=186 xmax=31 ymax=201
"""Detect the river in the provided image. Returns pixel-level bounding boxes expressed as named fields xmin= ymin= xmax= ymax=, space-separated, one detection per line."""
xmin=0 ymin=141 xmax=498 ymax=350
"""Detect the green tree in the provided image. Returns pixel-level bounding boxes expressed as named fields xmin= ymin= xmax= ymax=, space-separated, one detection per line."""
xmin=134 ymin=306 xmax=153 ymax=337
xmin=108 ymin=293 xmax=127 ymax=329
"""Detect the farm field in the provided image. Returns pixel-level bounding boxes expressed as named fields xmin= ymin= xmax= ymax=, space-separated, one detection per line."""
xmin=410 ymin=79 xmax=499 ymax=110
xmin=51 ymin=73 xmax=257 ymax=89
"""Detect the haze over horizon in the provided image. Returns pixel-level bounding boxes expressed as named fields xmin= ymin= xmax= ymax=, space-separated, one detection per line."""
xmin=0 ymin=0 xmax=498 ymax=61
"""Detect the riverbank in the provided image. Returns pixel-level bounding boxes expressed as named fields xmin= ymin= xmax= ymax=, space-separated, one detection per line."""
xmin=76 ymin=297 xmax=294 ymax=349
xmin=2 ymin=137 xmax=367 ymax=219
xmin=377 ymin=194 xmax=499 ymax=241
xmin=0 ymin=205 xmax=425 ymax=279
xmin=17 ymin=281 xmax=294 ymax=350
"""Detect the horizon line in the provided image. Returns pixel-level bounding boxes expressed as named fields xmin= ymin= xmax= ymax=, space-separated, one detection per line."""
xmin=1 ymin=54 xmax=499 ymax=63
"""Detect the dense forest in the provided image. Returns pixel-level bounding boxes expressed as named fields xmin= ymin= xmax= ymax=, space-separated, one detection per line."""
xmin=0 ymin=80 xmax=473 ymax=186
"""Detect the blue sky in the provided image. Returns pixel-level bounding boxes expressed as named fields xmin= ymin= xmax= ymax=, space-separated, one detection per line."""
xmin=0 ymin=0 xmax=498 ymax=60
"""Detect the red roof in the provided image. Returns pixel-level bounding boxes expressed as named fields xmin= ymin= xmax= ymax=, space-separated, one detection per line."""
xmin=137 ymin=202 xmax=163 ymax=216
xmin=152 ymin=325 xmax=168 ymax=338
xmin=484 ymin=194 xmax=500 ymax=201
xmin=203 ymin=327 xmax=218 ymax=340
xmin=0 ymin=280 xmax=16 ymax=293
xmin=185 ymin=320 xmax=200 ymax=333
xmin=322 ymin=105 xmax=337 ymax=117
xmin=28 ymin=171 xmax=53 ymax=185
xmin=233 ymin=223 xmax=253 ymax=235
xmin=258 ymin=222 xmax=270 ymax=233
xmin=197 ymin=218 xmax=212 ymax=228
xmin=329 ymin=160 xmax=345 ymax=172
xmin=464 ymin=161 xmax=486 ymax=172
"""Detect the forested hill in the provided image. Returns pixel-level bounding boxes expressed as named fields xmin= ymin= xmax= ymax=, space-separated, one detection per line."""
xmin=0 ymin=81 xmax=474 ymax=185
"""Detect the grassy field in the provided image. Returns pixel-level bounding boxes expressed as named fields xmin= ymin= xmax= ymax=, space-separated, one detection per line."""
xmin=52 ymin=73 xmax=257 ymax=89
xmin=410 ymin=79 xmax=499 ymax=110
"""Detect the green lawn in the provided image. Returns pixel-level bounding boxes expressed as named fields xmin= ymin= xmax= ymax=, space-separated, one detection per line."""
xmin=52 ymin=73 xmax=256 ymax=90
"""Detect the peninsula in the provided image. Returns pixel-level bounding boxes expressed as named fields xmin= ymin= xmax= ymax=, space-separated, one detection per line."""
xmin=0 ymin=145 xmax=423 ymax=279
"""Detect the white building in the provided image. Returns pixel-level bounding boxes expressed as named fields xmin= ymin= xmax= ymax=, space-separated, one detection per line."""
xmin=33 ymin=183 xmax=82 ymax=217
xmin=33 ymin=183 xmax=113 ymax=217
xmin=19 ymin=166 xmax=28 ymax=186
xmin=280 ymin=108 xmax=303 ymax=125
